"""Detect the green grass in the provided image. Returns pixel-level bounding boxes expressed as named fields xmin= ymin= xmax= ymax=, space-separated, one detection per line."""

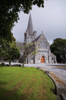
xmin=0 ymin=66 xmax=58 ymax=100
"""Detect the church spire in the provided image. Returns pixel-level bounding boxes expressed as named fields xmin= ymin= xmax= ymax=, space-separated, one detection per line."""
xmin=24 ymin=14 xmax=36 ymax=44
xmin=27 ymin=14 xmax=33 ymax=34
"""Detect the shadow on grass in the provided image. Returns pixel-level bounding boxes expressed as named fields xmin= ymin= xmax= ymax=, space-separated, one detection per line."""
xmin=0 ymin=81 xmax=29 ymax=100
xmin=50 ymin=88 xmax=56 ymax=94
xmin=0 ymin=82 xmax=7 ymax=85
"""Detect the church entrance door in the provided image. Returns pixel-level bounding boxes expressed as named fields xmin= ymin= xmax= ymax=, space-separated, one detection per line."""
xmin=41 ymin=56 xmax=45 ymax=63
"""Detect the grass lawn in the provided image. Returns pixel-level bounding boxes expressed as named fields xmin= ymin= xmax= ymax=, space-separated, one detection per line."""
xmin=0 ymin=66 xmax=58 ymax=100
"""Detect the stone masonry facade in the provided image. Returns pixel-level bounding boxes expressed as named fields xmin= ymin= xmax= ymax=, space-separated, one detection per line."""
xmin=19 ymin=14 xmax=57 ymax=64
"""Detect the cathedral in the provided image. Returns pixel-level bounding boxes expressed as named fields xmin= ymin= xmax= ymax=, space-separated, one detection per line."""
xmin=19 ymin=14 xmax=57 ymax=64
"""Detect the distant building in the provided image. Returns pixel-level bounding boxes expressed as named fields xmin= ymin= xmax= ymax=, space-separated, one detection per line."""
xmin=18 ymin=14 xmax=57 ymax=64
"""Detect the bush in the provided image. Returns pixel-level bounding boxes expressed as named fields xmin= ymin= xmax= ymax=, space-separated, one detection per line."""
xmin=0 ymin=63 xmax=5 ymax=66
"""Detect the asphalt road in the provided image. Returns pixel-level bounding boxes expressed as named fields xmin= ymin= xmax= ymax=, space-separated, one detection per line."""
xmin=1 ymin=62 xmax=66 ymax=84
xmin=24 ymin=64 xmax=66 ymax=84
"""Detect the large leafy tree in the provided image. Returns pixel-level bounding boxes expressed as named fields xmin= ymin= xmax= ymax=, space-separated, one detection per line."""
xmin=50 ymin=38 xmax=66 ymax=63
xmin=0 ymin=39 xmax=20 ymax=66
xmin=0 ymin=0 xmax=44 ymax=41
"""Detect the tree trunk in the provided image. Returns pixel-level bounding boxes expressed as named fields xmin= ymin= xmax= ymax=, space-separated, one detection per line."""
xmin=22 ymin=63 xmax=24 ymax=67
xmin=9 ymin=59 xmax=11 ymax=66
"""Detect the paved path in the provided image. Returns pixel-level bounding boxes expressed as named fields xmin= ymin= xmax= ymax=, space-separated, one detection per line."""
xmin=24 ymin=64 xmax=66 ymax=84
xmin=2 ymin=62 xmax=66 ymax=99
xmin=24 ymin=64 xmax=66 ymax=99
xmin=3 ymin=62 xmax=66 ymax=84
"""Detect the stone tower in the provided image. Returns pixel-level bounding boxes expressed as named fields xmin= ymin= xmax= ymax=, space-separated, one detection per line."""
xmin=24 ymin=14 xmax=37 ymax=44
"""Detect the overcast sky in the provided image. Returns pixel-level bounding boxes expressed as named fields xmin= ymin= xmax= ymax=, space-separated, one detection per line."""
xmin=12 ymin=0 xmax=66 ymax=44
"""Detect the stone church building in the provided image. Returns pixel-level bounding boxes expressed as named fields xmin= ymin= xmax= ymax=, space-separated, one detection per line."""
xmin=19 ymin=14 xmax=56 ymax=64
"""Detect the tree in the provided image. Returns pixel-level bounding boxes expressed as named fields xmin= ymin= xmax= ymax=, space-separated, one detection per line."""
xmin=50 ymin=38 xmax=66 ymax=63
xmin=22 ymin=43 xmax=35 ymax=63
xmin=19 ymin=42 xmax=38 ymax=66
xmin=0 ymin=0 xmax=44 ymax=41
xmin=0 ymin=39 xmax=20 ymax=66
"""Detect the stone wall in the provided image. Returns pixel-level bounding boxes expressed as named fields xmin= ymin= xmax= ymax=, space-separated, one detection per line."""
xmin=35 ymin=49 xmax=49 ymax=64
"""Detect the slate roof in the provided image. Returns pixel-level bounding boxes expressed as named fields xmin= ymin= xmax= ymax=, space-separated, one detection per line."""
xmin=32 ymin=33 xmax=49 ymax=45
xmin=50 ymin=53 xmax=56 ymax=58
xmin=32 ymin=34 xmax=41 ymax=42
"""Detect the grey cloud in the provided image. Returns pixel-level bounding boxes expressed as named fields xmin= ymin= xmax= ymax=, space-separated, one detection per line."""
xmin=12 ymin=0 xmax=66 ymax=44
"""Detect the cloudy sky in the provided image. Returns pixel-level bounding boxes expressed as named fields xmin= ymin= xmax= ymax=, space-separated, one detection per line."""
xmin=12 ymin=0 xmax=66 ymax=44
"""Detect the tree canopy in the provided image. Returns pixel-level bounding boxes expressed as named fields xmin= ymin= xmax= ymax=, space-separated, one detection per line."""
xmin=0 ymin=0 xmax=44 ymax=41
xmin=0 ymin=39 xmax=20 ymax=66
xmin=50 ymin=38 xmax=66 ymax=63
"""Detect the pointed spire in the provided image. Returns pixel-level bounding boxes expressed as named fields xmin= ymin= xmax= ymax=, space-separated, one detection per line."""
xmin=27 ymin=14 xmax=33 ymax=34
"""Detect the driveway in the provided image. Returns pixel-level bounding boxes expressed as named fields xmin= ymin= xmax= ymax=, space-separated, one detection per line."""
xmin=24 ymin=63 xmax=66 ymax=84
xmin=1 ymin=62 xmax=66 ymax=99
xmin=24 ymin=64 xmax=66 ymax=99
xmin=3 ymin=62 xmax=66 ymax=84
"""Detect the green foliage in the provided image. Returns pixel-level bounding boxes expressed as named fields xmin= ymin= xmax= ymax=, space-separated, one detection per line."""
xmin=0 ymin=63 xmax=5 ymax=66
xmin=0 ymin=39 xmax=20 ymax=65
xmin=0 ymin=0 xmax=44 ymax=41
xmin=32 ymin=50 xmax=38 ymax=55
xmin=0 ymin=67 xmax=57 ymax=100
xmin=50 ymin=38 xmax=66 ymax=63
xmin=19 ymin=43 xmax=35 ymax=63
